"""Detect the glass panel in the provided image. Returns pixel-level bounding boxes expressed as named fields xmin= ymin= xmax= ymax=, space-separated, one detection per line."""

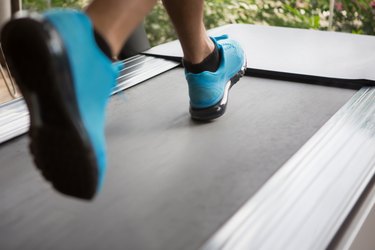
xmin=146 ymin=0 xmax=375 ymax=46
xmin=0 ymin=46 xmax=19 ymax=104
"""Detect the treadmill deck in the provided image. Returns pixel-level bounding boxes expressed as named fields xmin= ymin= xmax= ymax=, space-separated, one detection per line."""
xmin=0 ymin=68 xmax=355 ymax=250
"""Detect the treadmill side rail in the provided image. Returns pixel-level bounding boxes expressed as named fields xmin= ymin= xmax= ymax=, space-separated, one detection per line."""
xmin=203 ymin=87 xmax=375 ymax=250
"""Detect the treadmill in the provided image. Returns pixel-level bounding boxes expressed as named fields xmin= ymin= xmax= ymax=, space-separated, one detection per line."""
xmin=1 ymin=19 xmax=375 ymax=250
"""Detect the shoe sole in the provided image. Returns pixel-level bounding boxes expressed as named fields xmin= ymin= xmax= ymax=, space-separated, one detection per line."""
xmin=189 ymin=58 xmax=247 ymax=121
xmin=1 ymin=14 xmax=98 ymax=199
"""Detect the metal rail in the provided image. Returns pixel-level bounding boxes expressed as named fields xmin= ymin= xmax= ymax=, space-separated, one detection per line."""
xmin=203 ymin=87 xmax=375 ymax=250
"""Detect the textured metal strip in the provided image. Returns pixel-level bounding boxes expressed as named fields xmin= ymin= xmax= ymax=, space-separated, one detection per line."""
xmin=113 ymin=55 xmax=178 ymax=94
xmin=0 ymin=98 xmax=28 ymax=142
xmin=0 ymin=55 xmax=179 ymax=144
xmin=203 ymin=88 xmax=375 ymax=250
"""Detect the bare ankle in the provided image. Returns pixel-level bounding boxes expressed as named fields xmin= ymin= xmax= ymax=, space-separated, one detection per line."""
xmin=183 ymin=37 xmax=215 ymax=64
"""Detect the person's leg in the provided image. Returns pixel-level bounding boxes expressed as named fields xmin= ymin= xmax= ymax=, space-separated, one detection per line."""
xmin=86 ymin=0 xmax=157 ymax=57
xmin=162 ymin=0 xmax=246 ymax=120
xmin=162 ymin=0 xmax=214 ymax=64
xmin=0 ymin=0 xmax=158 ymax=199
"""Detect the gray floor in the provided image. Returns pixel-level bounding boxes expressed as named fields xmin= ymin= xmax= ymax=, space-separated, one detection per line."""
xmin=351 ymin=205 xmax=375 ymax=249
xmin=0 ymin=68 xmax=355 ymax=250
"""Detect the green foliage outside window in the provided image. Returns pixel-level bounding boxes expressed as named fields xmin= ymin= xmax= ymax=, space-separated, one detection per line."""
xmin=22 ymin=0 xmax=375 ymax=46
xmin=23 ymin=0 xmax=88 ymax=10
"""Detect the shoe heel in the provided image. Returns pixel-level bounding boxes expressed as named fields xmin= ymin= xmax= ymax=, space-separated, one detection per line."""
xmin=1 ymin=14 xmax=99 ymax=200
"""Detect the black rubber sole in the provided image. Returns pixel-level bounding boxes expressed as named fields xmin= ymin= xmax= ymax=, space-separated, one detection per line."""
xmin=190 ymin=60 xmax=247 ymax=121
xmin=1 ymin=14 xmax=98 ymax=200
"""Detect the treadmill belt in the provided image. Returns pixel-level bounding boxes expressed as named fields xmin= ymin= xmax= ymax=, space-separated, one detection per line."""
xmin=0 ymin=69 xmax=355 ymax=250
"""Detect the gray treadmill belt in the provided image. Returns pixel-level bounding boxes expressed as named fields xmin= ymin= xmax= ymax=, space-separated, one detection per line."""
xmin=144 ymin=24 xmax=375 ymax=88
xmin=0 ymin=68 xmax=355 ymax=250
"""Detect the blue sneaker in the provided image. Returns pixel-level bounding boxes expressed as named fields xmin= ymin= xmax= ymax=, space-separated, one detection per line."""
xmin=185 ymin=35 xmax=246 ymax=120
xmin=1 ymin=10 xmax=119 ymax=199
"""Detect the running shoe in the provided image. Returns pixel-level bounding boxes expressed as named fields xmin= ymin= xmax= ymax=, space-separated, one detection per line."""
xmin=1 ymin=10 xmax=119 ymax=199
xmin=185 ymin=35 xmax=246 ymax=121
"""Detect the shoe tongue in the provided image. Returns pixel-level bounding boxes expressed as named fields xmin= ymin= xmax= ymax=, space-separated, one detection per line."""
xmin=212 ymin=34 xmax=229 ymax=41
xmin=112 ymin=61 xmax=124 ymax=73
xmin=110 ymin=61 xmax=124 ymax=87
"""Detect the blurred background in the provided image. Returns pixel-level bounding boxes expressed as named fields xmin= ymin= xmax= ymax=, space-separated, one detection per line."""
xmin=21 ymin=0 xmax=375 ymax=46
